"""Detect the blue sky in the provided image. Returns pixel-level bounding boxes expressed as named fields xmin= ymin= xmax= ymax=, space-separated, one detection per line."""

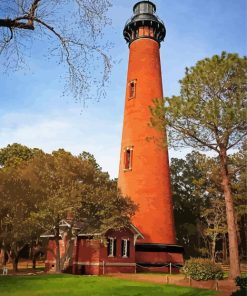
xmin=0 ymin=0 xmax=246 ymax=177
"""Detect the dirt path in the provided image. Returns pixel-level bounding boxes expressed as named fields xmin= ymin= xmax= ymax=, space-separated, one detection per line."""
xmin=108 ymin=273 xmax=237 ymax=296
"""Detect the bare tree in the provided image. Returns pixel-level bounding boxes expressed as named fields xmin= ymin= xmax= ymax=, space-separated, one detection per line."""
xmin=0 ymin=0 xmax=112 ymax=102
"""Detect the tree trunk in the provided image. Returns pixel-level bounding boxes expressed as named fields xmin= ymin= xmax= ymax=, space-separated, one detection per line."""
xmin=55 ymin=226 xmax=61 ymax=273
xmin=222 ymin=234 xmax=228 ymax=263
xmin=211 ymin=238 xmax=216 ymax=262
xmin=219 ymin=148 xmax=240 ymax=278
xmin=32 ymin=256 xmax=36 ymax=269
xmin=32 ymin=243 xmax=40 ymax=270
xmin=1 ymin=248 xmax=8 ymax=266
xmin=239 ymin=216 xmax=247 ymax=260
xmin=3 ymin=251 xmax=8 ymax=266
xmin=12 ymin=257 xmax=19 ymax=273
xmin=60 ymin=235 xmax=74 ymax=271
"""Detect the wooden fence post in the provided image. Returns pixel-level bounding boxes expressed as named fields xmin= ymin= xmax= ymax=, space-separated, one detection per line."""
xmin=215 ymin=280 xmax=219 ymax=291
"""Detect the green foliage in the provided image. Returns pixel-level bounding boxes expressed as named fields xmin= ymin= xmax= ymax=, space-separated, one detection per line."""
xmin=200 ymin=198 xmax=227 ymax=261
xmin=171 ymin=148 xmax=246 ymax=261
xmin=0 ymin=163 xmax=43 ymax=269
xmin=171 ymin=152 xmax=205 ymax=258
xmin=79 ymin=151 xmax=101 ymax=171
xmin=0 ymin=143 xmax=41 ymax=167
xmin=151 ymin=52 xmax=247 ymax=152
xmin=182 ymin=258 xmax=224 ymax=281
xmin=151 ymin=52 xmax=246 ymax=278
xmin=0 ymin=145 xmax=137 ymax=272
xmin=235 ymin=276 xmax=247 ymax=289
xmin=230 ymin=142 xmax=247 ymax=258
xmin=231 ymin=290 xmax=246 ymax=296
xmin=231 ymin=277 xmax=247 ymax=296
xmin=171 ymin=151 xmax=227 ymax=259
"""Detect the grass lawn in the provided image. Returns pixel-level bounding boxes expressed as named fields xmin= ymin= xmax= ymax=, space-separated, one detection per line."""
xmin=0 ymin=274 xmax=218 ymax=296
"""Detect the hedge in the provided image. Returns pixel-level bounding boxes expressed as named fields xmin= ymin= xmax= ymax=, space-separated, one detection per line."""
xmin=181 ymin=258 xmax=224 ymax=281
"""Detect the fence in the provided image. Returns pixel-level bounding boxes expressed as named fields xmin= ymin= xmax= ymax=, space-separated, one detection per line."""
xmin=136 ymin=262 xmax=183 ymax=274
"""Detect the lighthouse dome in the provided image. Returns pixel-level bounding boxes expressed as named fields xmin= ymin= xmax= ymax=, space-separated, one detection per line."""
xmin=123 ymin=1 xmax=166 ymax=45
xmin=133 ymin=1 xmax=156 ymax=15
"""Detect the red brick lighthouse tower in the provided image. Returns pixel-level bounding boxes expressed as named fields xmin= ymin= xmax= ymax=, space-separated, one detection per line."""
xmin=118 ymin=1 xmax=183 ymax=270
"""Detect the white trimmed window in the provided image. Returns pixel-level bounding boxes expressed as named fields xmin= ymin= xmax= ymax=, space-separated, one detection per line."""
xmin=124 ymin=147 xmax=133 ymax=170
xmin=107 ymin=238 xmax=116 ymax=257
xmin=128 ymin=80 xmax=136 ymax=99
xmin=121 ymin=239 xmax=130 ymax=258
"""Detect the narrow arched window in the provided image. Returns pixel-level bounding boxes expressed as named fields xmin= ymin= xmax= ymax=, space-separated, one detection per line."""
xmin=121 ymin=239 xmax=130 ymax=258
xmin=107 ymin=237 xmax=117 ymax=257
xmin=124 ymin=147 xmax=133 ymax=170
xmin=128 ymin=80 xmax=136 ymax=99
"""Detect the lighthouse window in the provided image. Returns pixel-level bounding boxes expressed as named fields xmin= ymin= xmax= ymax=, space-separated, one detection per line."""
xmin=129 ymin=80 xmax=136 ymax=99
xmin=107 ymin=237 xmax=116 ymax=257
xmin=121 ymin=239 xmax=130 ymax=258
xmin=124 ymin=147 xmax=133 ymax=170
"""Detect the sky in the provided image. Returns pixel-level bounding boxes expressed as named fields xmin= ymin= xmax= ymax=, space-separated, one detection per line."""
xmin=0 ymin=0 xmax=246 ymax=178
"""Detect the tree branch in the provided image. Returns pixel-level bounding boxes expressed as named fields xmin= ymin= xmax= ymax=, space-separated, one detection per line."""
xmin=227 ymin=132 xmax=247 ymax=150
xmin=171 ymin=124 xmax=219 ymax=152
xmin=0 ymin=18 xmax=34 ymax=30
xmin=0 ymin=0 xmax=41 ymax=31
xmin=228 ymin=164 xmax=246 ymax=176
xmin=28 ymin=0 xmax=42 ymax=26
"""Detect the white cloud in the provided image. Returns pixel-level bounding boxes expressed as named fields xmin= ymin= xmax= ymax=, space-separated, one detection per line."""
xmin=0 ymin=108 xmax=122 ymax=178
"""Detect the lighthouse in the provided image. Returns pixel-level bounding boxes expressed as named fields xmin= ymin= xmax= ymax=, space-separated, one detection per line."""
xmin=118 ymin=1 xmax=183 ymax=271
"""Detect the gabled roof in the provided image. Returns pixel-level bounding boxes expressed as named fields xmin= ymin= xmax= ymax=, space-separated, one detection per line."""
xmin=40 ymin=231 xmax=59 ymax=238
xmin=129 ymin=224 xmax=144 ymax=239
xmin=77 ymin=223 xmax=144 ymax=240
xmin=59 ymin=219 xmax=71 ymax=228
xmin=40 ymin=220 xmax=144 ymax=240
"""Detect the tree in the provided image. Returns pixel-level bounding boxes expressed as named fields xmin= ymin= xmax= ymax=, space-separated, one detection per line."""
xmin=28 ymin=149 xmax=136 ymax=272
xmin=0 ymin=0 xmax=112 ymax=101
xmin=0 ymin=143 xmax=41 ymax=167
xmin=171 ymin=150 xmax=246 ymax=263
xmin=24 ymin=149 xmax=84 ymax=273
xmin=151 ymin=52 xmax=247 ymax=278
xmin=200 ymin=198 xmax=227 ymax=262
xmin=230 ymin=142 xmax=247 ymax=260
xmin=0 ymin=165 xmax=42 ymax=272
xmin=171 ymin=151 xmax=225 ymax=259
xmin=170 ymin=152 xmax=206 ymax=258
xmin=0 ymin=143 xmax=42 ymax=272
xmin=0 ymin=145 xmax=137 ymax=273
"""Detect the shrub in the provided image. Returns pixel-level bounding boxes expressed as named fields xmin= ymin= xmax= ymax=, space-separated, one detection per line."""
xmin=235 ymin=276 xmax=247 ymax=289
xmin=231 ymin=290 xmax=246 ymax=296
xmin=231 ymin=276 xmax=247 ymax=295
xmin=181 ymin=258 xmax=224 ymax=281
